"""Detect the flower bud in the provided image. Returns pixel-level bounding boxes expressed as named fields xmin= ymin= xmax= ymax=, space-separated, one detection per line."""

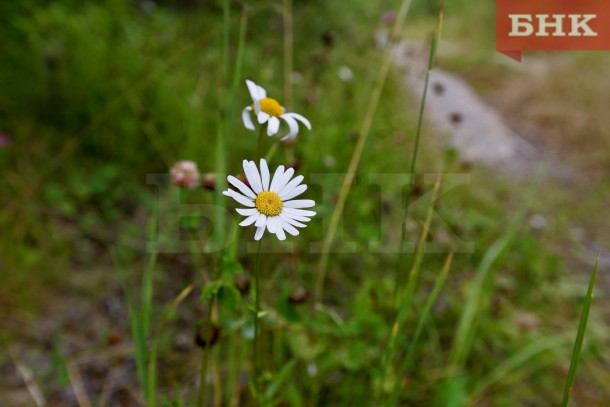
xmin=0 ymin=133 xmax=11 ymax=148
xmin=201 ymin=173 xmax=216 ymax=191
xmin=233 ymin=272 xmax=251 ymax=295
xmin=194 ymin=323 xmax=220 ymax=349
xmin=170 ymin=161 xmax=200 ymax=188
xmin=289 ymin=287 xmax=309 ymax=305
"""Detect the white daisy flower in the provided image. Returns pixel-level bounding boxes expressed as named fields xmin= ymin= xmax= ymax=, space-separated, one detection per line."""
xmin=223 ymin=159 xmax=316 ymax=241
xmin=242 ymin=79 xmax=312 ymax=141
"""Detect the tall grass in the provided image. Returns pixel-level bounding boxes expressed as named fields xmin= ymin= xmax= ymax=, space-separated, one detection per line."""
xmin=442 ymin=166 xmax=545 ymax=404
xmin=561 ymin=257 xmax=599 ymax=407
xmin=113 ymin=209 xmax=159 ymax=406
xmin=395 ymin=2 xmax=444 ymax=278
xmin=314 ymin=0 xmax=414 ymax=303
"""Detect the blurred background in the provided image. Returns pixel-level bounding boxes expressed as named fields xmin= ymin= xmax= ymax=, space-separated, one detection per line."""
xmin=1 ymin=0 xmax=609 ymax=406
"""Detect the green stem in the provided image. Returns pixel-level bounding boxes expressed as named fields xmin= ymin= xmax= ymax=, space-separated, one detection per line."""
xmin=253 ymin=239 xmax=263 ymax=405
xmin=257 ymin=125 xmax=266 ymax=159
xmin=395 ymin=4 xmax=445 ymax=299
xmin=313 ymin=0 xmax=414 ymax=304
xmin=197 ymin=306 xmax=214 ymax=407
xmin=197 ymin=349 xmax=210 ymax=407
xmin=264 ymin=142 xmax=279 ymax=162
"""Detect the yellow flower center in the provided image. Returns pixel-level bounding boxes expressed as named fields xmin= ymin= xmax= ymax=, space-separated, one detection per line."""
xmin=252 ymin=97 xmax=283 ymax=117
xmin=255 ymin=191 xmax=283 ymax=216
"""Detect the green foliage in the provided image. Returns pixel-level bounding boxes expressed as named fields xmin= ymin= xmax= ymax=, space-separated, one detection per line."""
xmin=0 ymin=1 xmax=606 ymax=406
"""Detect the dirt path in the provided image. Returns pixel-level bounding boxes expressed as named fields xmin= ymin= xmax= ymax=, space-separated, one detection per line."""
xmin=389 ymin=39 xmax=610 ymax=279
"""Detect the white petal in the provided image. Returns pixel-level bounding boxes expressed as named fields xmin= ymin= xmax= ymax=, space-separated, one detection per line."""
xmin=279 ymin=213 xmax=307 ymax=228
xmin=266 ymin=216 xmax=277 ymax=233
xmin=284 ymin=112 xmax=311 ymax=130
xmin=259 ymin=159 xmax=270 ymax=191
xmin=271 ymin=167 xmax=295 ymax=193
xmin=280 ymin=184 xmax=307 ymax=201
xmin=283 ymin=207 xmax=316 ymax=218
xmin=274 ymin=220 xmax=286 ymax=240
xmin=279 ymin=218 xmax=299 ymax=236
xmin=283 ymin=199 xmax=315 ymax=209
xmin=228 ymin=175 xmax=256 ymax=199
xmin=246 ymin=80 xmax=260 ymax=113
xmin=254 ymin=226 xmax=265 ymax=240
xmin=239 ymin=213 xmax=260 ymax=226
xmin=257 ymin=111 xmax=270 ymax=124
xmin=256 ymin=85 xmax=267 ymax=99
xmin=278 ymin=175 xmax=304 ymax=197
xmin=243 ymin=160 xmax=263 ymax=194
xmin=266 ymin=217 xmax=285 ymax=240
xmin=269 ymin=165 xmax=285 ymax=192
xmin=255 ymin=214 xmax=267 ymax=227
xmin=279 ymin=114 xmax=299 ymax=140
xmin=267 ymin=116 xmax=280 ymax=136
xmin=236 ymin=208 xmax=258 ymax=216
xmin=242 ymin=107 xmax=255 ymax=131
xmin=223 ymin=189 xmax=255 ymax=207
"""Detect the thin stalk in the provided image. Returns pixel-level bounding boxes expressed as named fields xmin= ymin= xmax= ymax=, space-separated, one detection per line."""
xmin=222 ymin=0 xmax=230 ymax=78
xmin=147 ymin=340 xmax=159 ymax=407
xmin=143 ymin=208 xmax=158 ymax=339
xmin=197 ymin=348 xmax=210 ymax=407
xmin=314 ymin=0 xmax=414 ymax=303
xmin=257 ymin=125 xmax=266 ymax=159
xmin=395 ymin=2 xmax=445 ymax=293
xmin=227 ymin=331 xmax=239 ymax=407
xmin=385 ymin=253 xmax=454 ymax=406
xmin=561 ymin=256 xmax=599 ymax=407
xmin=213 ymin=0 xmax=232 ymax=250
xmin=265 ymin=142 xmax=279 ymax=161
xmin=283 ymin=0 xmax=294 ymax=110
xmin=378 ymin=173 xmax=441 ymax=398
xmin=143 ymin=207 xmax=159 ymax=406
xmin=225 ymin=7 xmax=249 ymax=148
xmin=253 ymin=239 xmax=263 ymax=405
xmin=197 ymin=305 xmax=214 ymax=407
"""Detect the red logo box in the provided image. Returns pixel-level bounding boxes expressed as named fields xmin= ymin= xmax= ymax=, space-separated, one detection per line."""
xmin=497 ymin=0 xmax=610 ymax=61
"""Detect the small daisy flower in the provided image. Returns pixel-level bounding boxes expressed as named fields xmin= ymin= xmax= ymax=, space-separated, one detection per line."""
xmin=170 ymin=160 xmax=200 ymax=188
xmin=223 ymin=159 xmax=316 ymax=241
xmin=242 ymin=80 xmax=312 ymax=141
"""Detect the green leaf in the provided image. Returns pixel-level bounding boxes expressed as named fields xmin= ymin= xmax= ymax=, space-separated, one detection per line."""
xmin=276 ymin=295 xmax=302 ymax=323
xmin=263 ymin=360 xmax=297 ymax=403
xmin=217 ymin=285 xmax=241 ymax=312
xmin=201 ymin=281 xmax=223 ymax=303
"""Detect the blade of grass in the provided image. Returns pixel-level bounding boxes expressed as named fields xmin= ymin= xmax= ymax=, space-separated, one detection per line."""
xmin=212 ymin=0 xmax=235 ymax=252
xmin=448 ymin=165 xmax=546 ymax=375
xmin=112 ymin=250 xmax=148 ymax=400
xmin=314 ymin=0 xmax=414 ymax=303
xmin=263 ymin=360 xmax=297 ymax=403
xmin=214 ymin=3 xmax=247 ymax=252
xmin=6 ymin=346 xmax=46 ymax=407
xmin=283 ymin=0 xmax=294 ymax=110
xmin=225 ymin=7 xmax=249 ymax=149
xmin=66 ymin=362 xmax=93 ymax=407
xmin=378 ymin=173 xmax=442 ymax=400
xmin=561 ymin=256 xmax=599 ymax=407
xmin=142 ymin=207 xmax=159 ymax=342
xmin=466 ymin=335 xmax=570 ymax=405
xmin=143 ymin=205 xmax=159 ymax=407
xmin=395 ymin=1 xmax=445 ymax=294
xmin=386 ymin=252 xmax=454 ymax=406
